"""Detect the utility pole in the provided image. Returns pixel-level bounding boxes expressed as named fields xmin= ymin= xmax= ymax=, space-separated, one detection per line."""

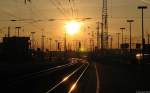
xmin=127 ymin=20 xmax=134 ymax=53
xmin=41 ymin=34 xmax=45 ymax=52
xmin=15 ymin=27 xmax=21 ymax=37
xmin=92 ymin=39 xmax=94 ymax=51
xmin=64 ymin=30 xmax=67 ymax=52
xmin=148 ymin=34 xmax=150 ymax=44
xmin=101 ymin=23 xmax=103 ymax=49
xmin=8 ymin=27 xmax=10 ymax=37
xmin=138 ymin=6 xmax=147 ymax=63
xmin=31 ymin=32 xmax=35 ymax=49
xmin=120 ymin=28 xmax=126 ymax=45
xmin=89 ymin=30 xmax=95 ymax=52
xmin=58 ymin=42 xmax=61 ymax=51
xmin=55 ymin=40 xmax=58 ymax=51
xmin=64 ymin=30 xmax=67 ymax=60
xmin=97 ymin=22 xmax=100 ymax=49
xmin=49 ymin=38 xmax=52 ymax=51
xmin=108 ymin=35 xmax=113 ymax=49
xmin=92 ymin=31 xmax=95 ymax=51
xmin=75 ymin=40 xmax=78 ymax=52
xmin=124 ymin=37 xmax=128 ymax=44
xmin=109 ymin=35 xmax=113 ymax=49
xmin=116 ymin=33 xmax=121 ymax=49
xmin=79 ymin=41 xmax=81 ymax=51
xmin=90 ymin=38 xmax=93 ymax=52
xmin=101 ymin=0 xmax=109 ymax=49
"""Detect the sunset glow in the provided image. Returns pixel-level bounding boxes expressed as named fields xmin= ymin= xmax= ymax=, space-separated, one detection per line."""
xmin=65 ymin=20 xmax=81 ymax=35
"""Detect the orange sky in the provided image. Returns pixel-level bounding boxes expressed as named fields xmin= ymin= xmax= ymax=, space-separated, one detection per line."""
xmin=0 ymin=0 xmax=150 ymax=50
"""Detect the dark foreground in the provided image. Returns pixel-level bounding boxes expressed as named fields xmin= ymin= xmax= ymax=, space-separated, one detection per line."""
xmin=97 ymin=63 xmax=150 ymax=93
xmin=0 ymin=60 xmax=150 ymax=93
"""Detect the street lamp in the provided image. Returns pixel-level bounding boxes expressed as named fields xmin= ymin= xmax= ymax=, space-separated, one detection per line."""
xmin=127 ymin=20 xmax=134 ymax=53
xmin=15 ymin=27 xmax=21 ymax=37
xmin=41 ymin=34 xmax=45 ymax=52
xmin=108 ymin=35 xmax=113 ymax=49
xmin=116 ymin=33 xmax=121 ymax=49
xmin=148 ymin=34 xmax=150 ymax=44
xmin=64 ymin=31 xmax=67 ymax=52
xmin=120 ymin=28 xmax=126 ymax=45
xmin=49 ymin=38 xmax=52 ymax=51
xmin=55 ymin=40 xmax=58 ymax=51
xmin=31 ymin=32 xmax=35 ymax=49
xmin=63 ymin=30 xmax=67 ymax=60
xmin=138 ymin=6 xmax=148 ymax=63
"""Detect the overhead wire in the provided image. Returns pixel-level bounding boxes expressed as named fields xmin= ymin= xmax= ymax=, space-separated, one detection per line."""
xmin=65 ymin=0 xmax=71 ymax=18
xmin=0 ymin=1 xmax=91 ymax=26
xmin=0 ymin=0 xmax=93 ymax=37
xmin=48 ymin=0 xmax=80 ymax=20
xmin=75 ymin=0 xmax=80 ymax=18
xmin=55 ymin=0 xmax=68 ymax=18
xmin=69 ymin=0 xmax=74 ymax=18
xmin=72 ymin=0 xmax=78 ymax=18
xmin=63 ymin=0 xmax=72 ymax=18
xmin=24 ymin=0 xmax=52 ymax=33
xmin=0 ymin=10 xmax=24 ymax=20
xmin=49 ymin=0 xmax=67 ymax=18
xmin=0 ymin=0 xmax=30 ymax=21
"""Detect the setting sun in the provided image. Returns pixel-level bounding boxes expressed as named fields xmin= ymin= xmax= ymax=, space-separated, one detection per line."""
xmin=65 ymin=20 xmax=81 ymax=35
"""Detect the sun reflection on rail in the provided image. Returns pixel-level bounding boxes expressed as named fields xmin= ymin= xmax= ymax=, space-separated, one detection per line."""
xmin=68 ymin=83 xmax=77 ymax=93
xmin=62 ymin=76 xmax=69 ymax=82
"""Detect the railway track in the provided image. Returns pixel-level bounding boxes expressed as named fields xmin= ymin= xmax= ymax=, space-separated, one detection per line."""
xmin=5 ymin=59 xmax=89 ymax=93
xmin=7 ymin=61 xmax=79 ymax=83
xmin=46 ymin=62 xmax=89 ymax=93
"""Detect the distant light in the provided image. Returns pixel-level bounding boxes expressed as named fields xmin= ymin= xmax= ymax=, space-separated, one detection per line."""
xmin=136 ymin=53 xmax=142 ymax=57
xmin=80 ymin=47 xmax=86 ymax=52
xmin=136 ymin=53 xmax=150 ymax=58
xmin=136 ymin=53 xmax=143 ymax=60
xmin=144 ymin=54 xmax=150 ymax=56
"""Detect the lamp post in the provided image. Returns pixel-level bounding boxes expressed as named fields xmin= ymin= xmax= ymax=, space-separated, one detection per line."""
xmin=41 ymin=34 xmax=45 ymax=52
xmin=64 ymin=30 xmax=67 ymax=60
xmin=116 ymin=33 xmax=121 ymax=49
xmin=55 ymin=40 xmax=58 ymax=51
xmin=108 ymin=35 xmax=113 ymax=49
xmin=138 ymin=6 xmax=147 ymax=63
xmin=120 ymin=28 xmax=126 ymax=45
xmin=64 ymin=31 xmax=67 ymax=52
xmin=15 ymin=27 xmax=21 ymax=37
xmin=31 ymin=32 xmax=35 ymax=49
xmin=8 ymin=26 xmax=10 ymax=37
xmin=49 ymin=38 xmax=52 ymax=51
xmin=127 ymin=20 xmax=134 ymax=53
xmin=148 ymin=34 xmax=150 ymax=44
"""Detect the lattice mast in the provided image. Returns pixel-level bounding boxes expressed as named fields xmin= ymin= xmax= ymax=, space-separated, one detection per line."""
xmin=101 ymin=0 xmax=108 ymax=49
